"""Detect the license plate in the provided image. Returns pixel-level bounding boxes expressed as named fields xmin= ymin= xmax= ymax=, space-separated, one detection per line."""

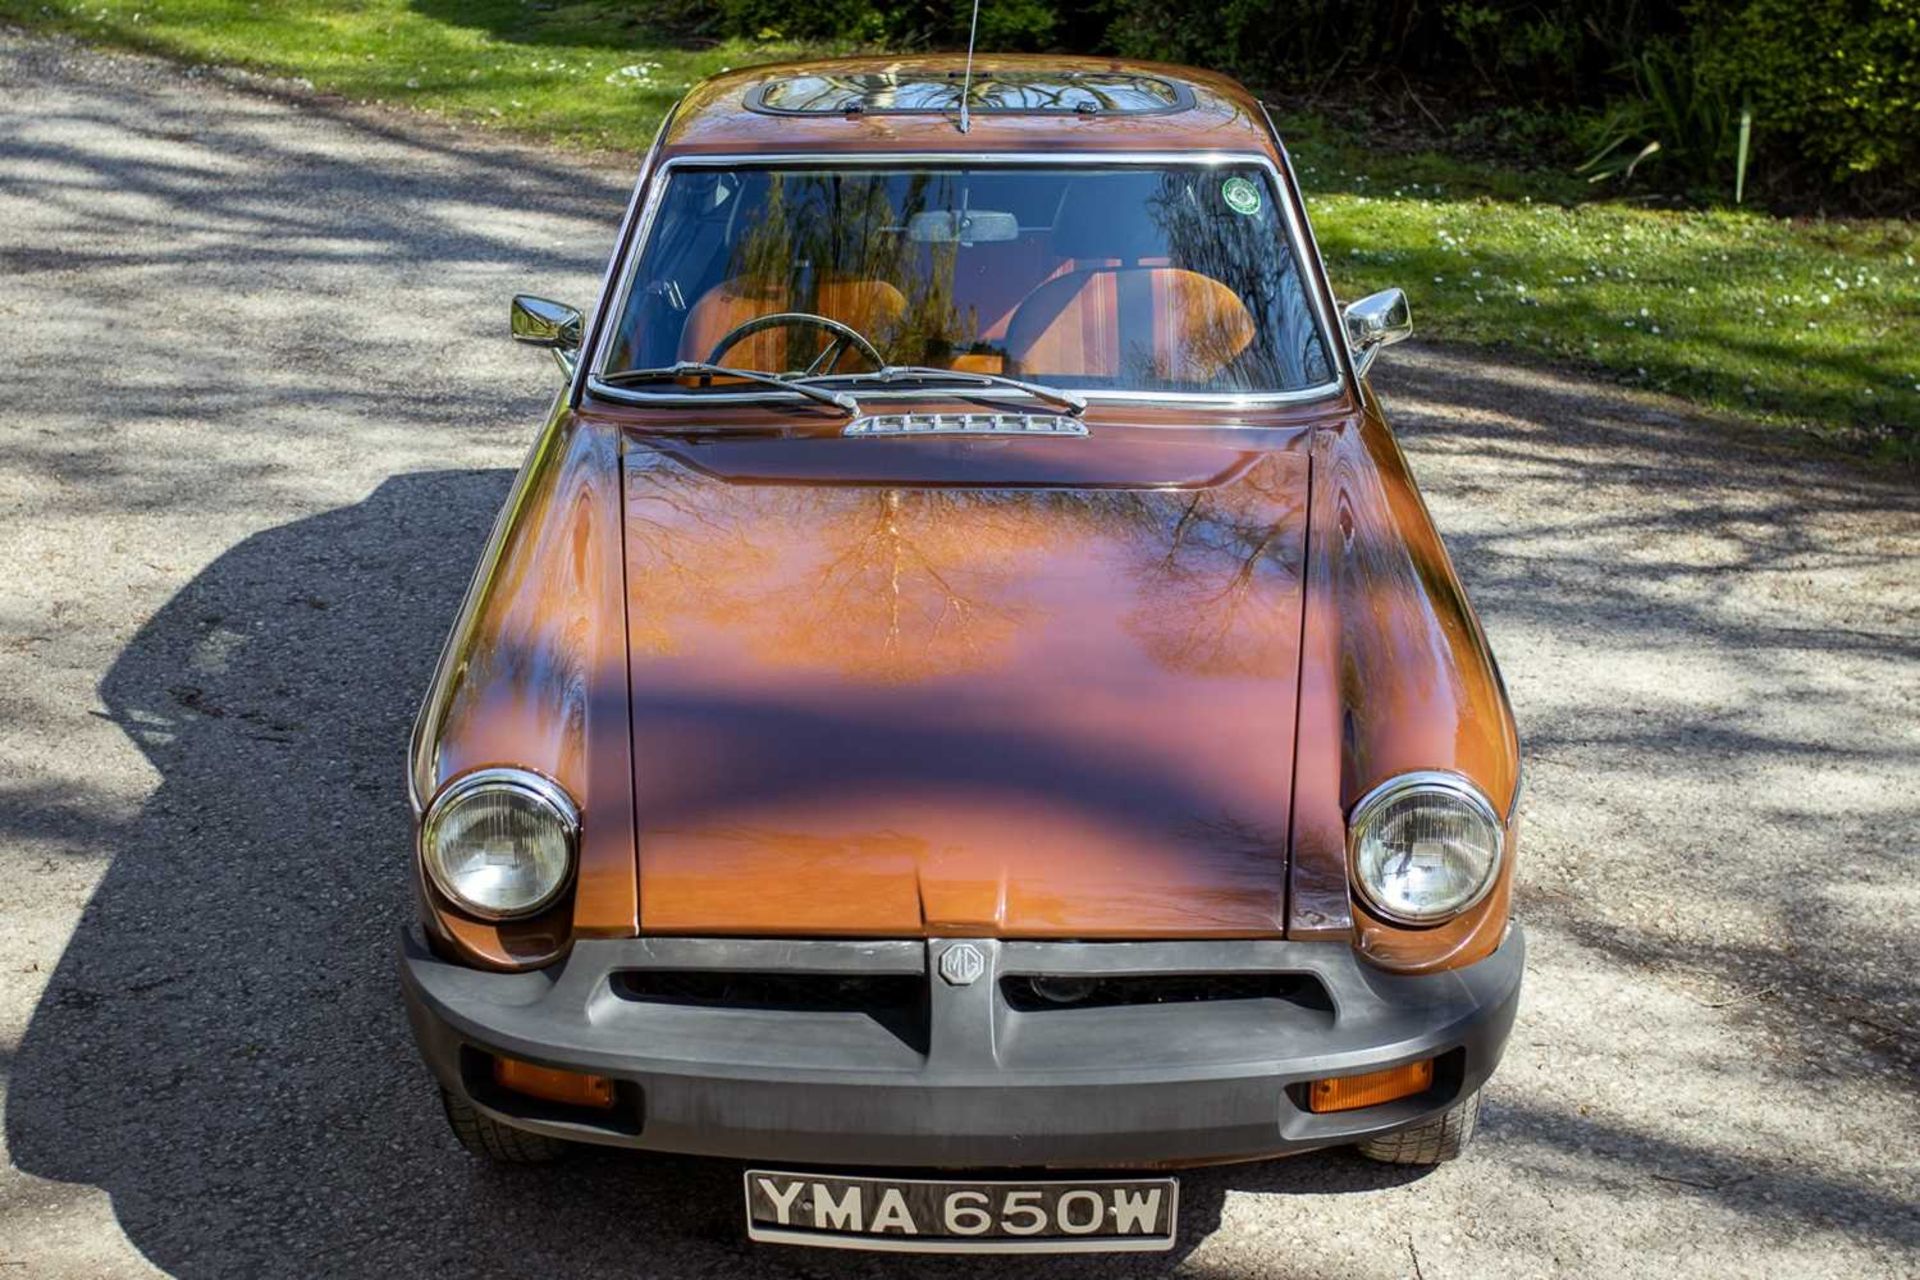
xmin=743 ymin=1170 xmax=1178 ymax=1253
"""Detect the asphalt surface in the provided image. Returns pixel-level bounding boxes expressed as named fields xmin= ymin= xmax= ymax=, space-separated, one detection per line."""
xmin=1 ymin=29 xmax=1916 ymax=1280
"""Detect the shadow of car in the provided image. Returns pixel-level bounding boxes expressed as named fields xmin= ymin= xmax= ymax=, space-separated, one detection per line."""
xmin=7 ymin=469 xmax=1434 ymax=1275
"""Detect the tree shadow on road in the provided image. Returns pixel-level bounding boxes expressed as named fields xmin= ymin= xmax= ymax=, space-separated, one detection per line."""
xmin=6 ymin=468 xmax=1416 ymax=1279
xmin=9 ymin=396 xmax=1915 ymax=1274
xmin=5 ymin=49 xmax=1917 ymax=1257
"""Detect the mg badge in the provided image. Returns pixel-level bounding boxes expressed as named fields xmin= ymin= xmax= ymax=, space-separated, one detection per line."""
xmin=939 ymin=942 xmax=986 ymax=986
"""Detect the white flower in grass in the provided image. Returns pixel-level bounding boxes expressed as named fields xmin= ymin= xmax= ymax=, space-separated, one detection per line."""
xmin=607 ymin=62 xmax=664 ymax=87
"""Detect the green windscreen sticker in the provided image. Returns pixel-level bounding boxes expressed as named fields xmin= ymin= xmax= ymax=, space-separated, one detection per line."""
xmin=1222 ymin=176 xmax=1262 ymax=215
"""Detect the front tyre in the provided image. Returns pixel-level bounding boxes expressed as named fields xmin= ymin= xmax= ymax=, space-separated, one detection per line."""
xmin=440 ymin=1088 xmax=570 ymax=1164
xmin=1356 ymin=1090 xmax=1480 ymax=1165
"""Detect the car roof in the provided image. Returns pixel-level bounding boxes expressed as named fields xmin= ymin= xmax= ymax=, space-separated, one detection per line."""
xmin=659 ymin=54 xmax=1281 ymax=159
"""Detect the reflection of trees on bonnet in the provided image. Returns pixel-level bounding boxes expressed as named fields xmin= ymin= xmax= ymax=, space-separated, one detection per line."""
xmin=1120 ymin=456 xmax=1305 ymax=677
xmin=754 ymin=488 xmax=1034 ymax=677
xmin=627 ymin=455 xmax=1050 ymax=679
xmin=622 ymin=449 xmax=1304 ymax=682
xmin=623 ymin=462 xmax=773 ymax=657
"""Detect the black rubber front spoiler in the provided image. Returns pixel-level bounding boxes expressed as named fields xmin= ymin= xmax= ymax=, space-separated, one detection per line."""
xmin=401 ymin=926 xmax=1524 ymax=1168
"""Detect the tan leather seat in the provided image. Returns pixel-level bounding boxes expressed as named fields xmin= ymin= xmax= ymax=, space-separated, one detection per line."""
xmin=678 ymin=277 xmax=908 ymax=370
xmin=1003 ymin=266 xmax=1256 ymax=384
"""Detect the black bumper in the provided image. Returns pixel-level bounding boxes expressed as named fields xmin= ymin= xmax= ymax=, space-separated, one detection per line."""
xmin=401 ymin=926 xmax=1524 ymax=1168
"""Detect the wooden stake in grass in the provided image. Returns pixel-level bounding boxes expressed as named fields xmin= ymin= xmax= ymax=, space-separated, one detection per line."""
xmin=1736 ymin=98 xmax=1752 ymax=205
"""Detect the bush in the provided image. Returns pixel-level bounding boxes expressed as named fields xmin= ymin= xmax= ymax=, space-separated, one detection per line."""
xmin=702 ymin=0 xmax=1058 ymax=46
xmin=1576 ymin=41 xmax=1752 ymax=199
xmin=681 ymin=0 xmax=1917 ymax=206
xmin=1692 ymin=0 xmax=1920 ymax=201
xmin=1100 ymin=1 xmax=1680 ymax=97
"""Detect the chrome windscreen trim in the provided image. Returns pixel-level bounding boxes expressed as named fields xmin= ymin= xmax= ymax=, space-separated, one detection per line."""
xmin=585 ymin=380 xmax=1343 ymax=410
xmin=1258 ymin=103 xmax=1360 ymax=387
xmin=584 ymin=150 xmax=1349 ymax=412
xmin=844 ymin=411 xmax=1087 ymax=437
xmin=568 ymin=98 xmax=679 ymax=408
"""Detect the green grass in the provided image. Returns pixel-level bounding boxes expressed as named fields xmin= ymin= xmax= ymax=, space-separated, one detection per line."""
xmin=1283 ymin=123 xmax=1920 ymax=460
xmin=0 ymin=0 xmax=827 ymax=151
xmin=7 ymin=0 xmax=1916 ymax=460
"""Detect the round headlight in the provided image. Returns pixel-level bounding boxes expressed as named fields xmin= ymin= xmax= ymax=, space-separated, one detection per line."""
xmin=421 ymin=769 xmax=577 ymax=919
xmin=1349 ymin=772 xmax=1503 ymax=924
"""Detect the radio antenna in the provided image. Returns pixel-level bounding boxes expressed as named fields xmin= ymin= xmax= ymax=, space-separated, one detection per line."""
xmin=957 ymin=0 xmax=981 ymax=133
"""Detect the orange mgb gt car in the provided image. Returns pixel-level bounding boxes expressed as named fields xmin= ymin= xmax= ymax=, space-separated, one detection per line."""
xmin=401 ymin=56 xmax=1523 ymax=1254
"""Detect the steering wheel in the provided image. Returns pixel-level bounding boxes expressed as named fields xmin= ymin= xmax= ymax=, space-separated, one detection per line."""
xmin=705 ymin=311 xmax=884 ymax=376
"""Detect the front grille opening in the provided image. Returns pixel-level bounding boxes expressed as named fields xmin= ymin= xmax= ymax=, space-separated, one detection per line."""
xmin=1000 ymin=972 xmax=1334 ymax=1014
xmin=613 ymin=970 xmax=929 ymax=1053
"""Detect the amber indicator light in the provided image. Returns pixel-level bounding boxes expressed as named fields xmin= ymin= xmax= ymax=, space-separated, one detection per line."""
xmin=493 ymin=1056 xmax=616 ymax=1109
xmin=1307 ymin=1059 xmax=1434 ymax=1113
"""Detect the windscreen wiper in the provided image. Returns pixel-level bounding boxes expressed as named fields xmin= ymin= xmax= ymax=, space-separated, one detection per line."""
xmin=802 ymin=365 xmax=1088 ymax=417
xmin=597 ymin=362 xmax=858 ymax=415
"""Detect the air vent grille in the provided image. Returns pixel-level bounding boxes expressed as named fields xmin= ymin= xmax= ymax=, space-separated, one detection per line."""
xmin=844 ymin=412 xmax=1087 ymax=438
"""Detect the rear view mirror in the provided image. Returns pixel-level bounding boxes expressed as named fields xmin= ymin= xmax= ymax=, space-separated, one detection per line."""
xmin=907 ymin=210 xmax=1019 ymax=244
xmin=1343 ymin=288 xmax=1412 ymax=378
xmin=511 ymin=294 xmax=583 ymax=378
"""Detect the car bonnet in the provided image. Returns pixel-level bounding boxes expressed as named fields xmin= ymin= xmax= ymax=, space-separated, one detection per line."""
xmin=619 ymin=422 xmax=1310 ymax=936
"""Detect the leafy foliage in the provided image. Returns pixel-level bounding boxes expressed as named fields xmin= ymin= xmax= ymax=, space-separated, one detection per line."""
xmin=670 ymin=0 xmax=1918 ymax=207
xmin=1691 ymin=0 xmax=1920 ymax=202
xmin=1575 ymin=43 xmax=1752 ymax=199
xmin=700 ymin=0 xmax=1061 ymax=46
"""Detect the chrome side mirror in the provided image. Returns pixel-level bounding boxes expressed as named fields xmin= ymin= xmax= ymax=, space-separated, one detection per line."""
xmin=511 ymin=294 xmax=583 ymax=379
xmin=1343 ymin=288 xmax=1412 ymax=378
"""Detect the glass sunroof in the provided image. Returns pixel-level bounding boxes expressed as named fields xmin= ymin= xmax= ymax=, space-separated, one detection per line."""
xmin=749 ymin=71 xmax=1193 ymax=117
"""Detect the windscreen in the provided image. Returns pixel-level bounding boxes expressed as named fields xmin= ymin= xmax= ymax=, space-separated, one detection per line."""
xmin=602 ymin=164 xmax=1337 ymax=397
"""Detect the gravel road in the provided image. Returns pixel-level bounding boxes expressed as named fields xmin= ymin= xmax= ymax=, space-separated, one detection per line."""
xmin=1 ymin=29 xmax=1915 ymax=1280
